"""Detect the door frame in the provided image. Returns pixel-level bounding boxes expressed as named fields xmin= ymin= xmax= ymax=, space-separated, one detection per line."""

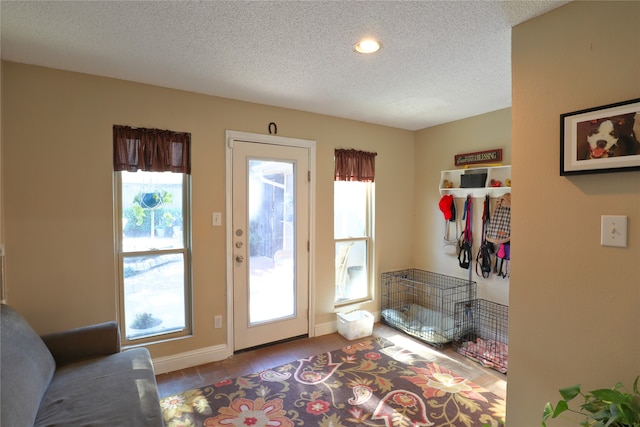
xmin=225 ymin=130 xmax=316 ymax=352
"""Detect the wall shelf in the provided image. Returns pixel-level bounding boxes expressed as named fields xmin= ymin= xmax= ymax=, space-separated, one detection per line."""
xmin=439 ymin=165 xmax=511 ymax=198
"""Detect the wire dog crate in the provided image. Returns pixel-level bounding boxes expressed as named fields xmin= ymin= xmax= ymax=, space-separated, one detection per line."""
xmin=380 ymin=269 xmax=476 ymax=347
xmin=454 ymin=299 xmax=509 ymax=373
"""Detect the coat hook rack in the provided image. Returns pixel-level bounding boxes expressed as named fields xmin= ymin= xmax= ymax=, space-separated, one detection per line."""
xmin=268 ymin=122 xmax=277 ymax=135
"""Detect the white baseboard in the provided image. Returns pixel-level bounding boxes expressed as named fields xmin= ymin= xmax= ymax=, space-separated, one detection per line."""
xmin=314 ymin=320 xmax=339 ymax=336
xmin=152 ymin=343 xmax=231 ymax=375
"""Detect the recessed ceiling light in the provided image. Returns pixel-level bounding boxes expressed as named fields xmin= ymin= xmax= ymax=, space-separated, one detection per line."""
xmin=354 ymin=39 xmax=381 ymax=54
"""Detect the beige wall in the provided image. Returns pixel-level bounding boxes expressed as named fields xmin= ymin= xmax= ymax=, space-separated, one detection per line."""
xmin=508 ymin=1 xmax=640 ymax=425
xmin=1 ymin=62 xmax=415 ymax=358
xmin=413 ymin=108 xmax=512 ymax=305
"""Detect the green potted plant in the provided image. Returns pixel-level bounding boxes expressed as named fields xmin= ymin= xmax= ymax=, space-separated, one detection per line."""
xmin=156 ymin=212 xmax=175 ymax=237
xmin=162 ymin=212 xmax=174 ymax=228
xmin=542 ymin=376 xmax=640 ymax=426
xmin=131 ymin=190 xmax=173 ymax=237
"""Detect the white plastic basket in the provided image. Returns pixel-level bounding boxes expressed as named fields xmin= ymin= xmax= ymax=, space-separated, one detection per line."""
xmin=337 ymin=310 xmax=374 ymax=340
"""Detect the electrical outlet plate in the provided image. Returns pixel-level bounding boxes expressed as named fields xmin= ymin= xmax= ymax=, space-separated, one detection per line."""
xmin=601 ymin=215 xmax=627 ymax=248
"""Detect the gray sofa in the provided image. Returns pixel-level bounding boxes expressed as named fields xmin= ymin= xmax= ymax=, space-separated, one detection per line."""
xmin=1 ymin=304 xmax=164 ymax=426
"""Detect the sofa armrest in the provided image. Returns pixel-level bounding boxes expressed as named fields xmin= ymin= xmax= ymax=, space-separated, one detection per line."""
xmin=41 ymin=321 xmax=121 ymax=366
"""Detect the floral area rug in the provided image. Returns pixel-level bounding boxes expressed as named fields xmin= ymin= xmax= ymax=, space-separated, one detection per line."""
xmin=160 ymin=336 xmax=505 ymax=427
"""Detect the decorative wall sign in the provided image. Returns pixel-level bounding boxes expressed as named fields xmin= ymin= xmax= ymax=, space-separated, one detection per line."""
xmin=560 ymin=98 xmax=640 ymax=175
xmin=454 ymin=149 xmax=503 ymax=167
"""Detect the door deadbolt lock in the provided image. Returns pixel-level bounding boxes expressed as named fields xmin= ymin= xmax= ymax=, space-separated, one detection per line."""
xmin=235 ymin=255 xmax=244 ymax=263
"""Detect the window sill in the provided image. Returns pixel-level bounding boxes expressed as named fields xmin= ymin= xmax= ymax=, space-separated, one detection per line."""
xmin=334 ymin=297 xmax=373 ymax=311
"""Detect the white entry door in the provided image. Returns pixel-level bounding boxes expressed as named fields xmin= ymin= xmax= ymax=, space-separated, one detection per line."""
xmin=229 ymin=134 xmax=312 ymax=350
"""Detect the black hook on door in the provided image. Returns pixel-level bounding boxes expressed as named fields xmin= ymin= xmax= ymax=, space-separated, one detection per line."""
xmin=268 ymin=122 xmax=277 ymax=135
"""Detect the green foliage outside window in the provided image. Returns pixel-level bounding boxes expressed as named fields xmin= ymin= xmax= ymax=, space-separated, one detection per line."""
xmin=124 ymin=191 xmax=181 ymax=237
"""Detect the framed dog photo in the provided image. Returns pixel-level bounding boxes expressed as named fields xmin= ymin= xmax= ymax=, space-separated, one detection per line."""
xmin=560 ymin=98 xmax=640 ymax=175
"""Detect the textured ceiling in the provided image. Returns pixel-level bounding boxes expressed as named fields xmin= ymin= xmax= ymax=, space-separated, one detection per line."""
xmin=1 ymin=0 xmax=568 ymax=130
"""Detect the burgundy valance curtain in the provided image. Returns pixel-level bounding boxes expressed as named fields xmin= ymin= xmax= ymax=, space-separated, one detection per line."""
xmin=334 ymin=149 xmax=377 ymax=182
xmin=113 ymin=125 xmax=191 ymax=174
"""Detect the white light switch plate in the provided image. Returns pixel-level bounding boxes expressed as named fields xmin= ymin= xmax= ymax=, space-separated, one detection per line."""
xmin=601 ymin=215 xmax=627 ymax=247
xmin=212 ymin=212 xmax=222 ymax=227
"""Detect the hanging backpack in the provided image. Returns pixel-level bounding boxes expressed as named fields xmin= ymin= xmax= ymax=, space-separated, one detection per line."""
xmin=485 ymin=193 xmax=511 ymax=245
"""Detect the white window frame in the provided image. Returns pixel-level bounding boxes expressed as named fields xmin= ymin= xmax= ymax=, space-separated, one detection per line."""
xmin=115 ymin=171 xmax=192 ymax=346
xmin=334 ymin=181 xmax=375 ymax=306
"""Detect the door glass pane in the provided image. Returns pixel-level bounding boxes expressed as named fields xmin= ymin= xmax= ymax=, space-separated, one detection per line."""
xmin=335 ymin=240 xmax=368 ymax=303
xmin=248 ymin=159 xmax=295 ymax=324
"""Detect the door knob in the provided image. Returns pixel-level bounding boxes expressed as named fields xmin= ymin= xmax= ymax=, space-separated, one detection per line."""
xmin=235 ymin=255 xmax=244 ymax=263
